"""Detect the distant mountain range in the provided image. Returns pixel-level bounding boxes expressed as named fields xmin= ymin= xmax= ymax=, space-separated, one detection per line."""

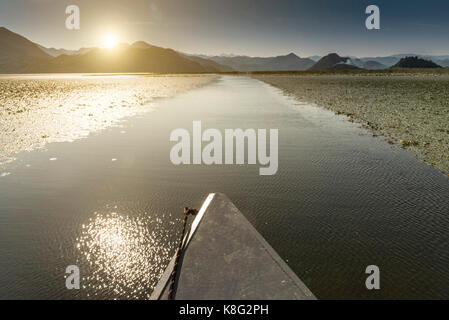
xmin=29 ymin=46 xmax=226 ymax=73
xmin=200 ymin=53 xmax=315 ymax=71
xmin=354 ymin=54 xmax=449 ymax=68
xmin=307 ymin=54 xmax=449 ymax=68
xmin=0 ymin=27 xmax=229 ymax=73
xmin=0 ymin=27 xmax=447 ymax=73
xmin=37 ymin=45 xmax=93 ymax=57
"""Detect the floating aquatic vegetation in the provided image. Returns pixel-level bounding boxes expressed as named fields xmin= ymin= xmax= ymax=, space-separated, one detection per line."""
xmin=254 ymin=74 xmax=449 ymax=173
xmin=0 ymin=74 xmax=217 ymax=168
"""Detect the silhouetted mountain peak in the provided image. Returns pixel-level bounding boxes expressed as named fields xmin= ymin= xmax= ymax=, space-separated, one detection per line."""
xmin=0 ymin=26 xmax=51 ymax=73
xmin=327 ymin=53 xmax=341 ymax=59
xmin=392 ymin=56 xmax=442 ymax=69
xmin=308 ymin=53 xmax=355 ymax=70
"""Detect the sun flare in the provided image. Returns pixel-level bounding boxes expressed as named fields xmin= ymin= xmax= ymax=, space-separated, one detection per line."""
xmin=103 ymin=34 xmax=118 ymax=49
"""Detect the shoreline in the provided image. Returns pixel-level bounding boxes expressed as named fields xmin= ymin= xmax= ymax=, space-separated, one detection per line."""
xmin=0 ymin=74 xmax=218 ymax=173
xmin=252 ymin=74 xmax=449 ymax=174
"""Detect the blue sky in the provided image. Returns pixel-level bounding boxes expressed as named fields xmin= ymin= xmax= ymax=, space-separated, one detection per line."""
xmin=1 ymin=0 xmax=449 ymax=57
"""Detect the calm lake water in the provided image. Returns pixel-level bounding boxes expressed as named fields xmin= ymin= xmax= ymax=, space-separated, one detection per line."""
xmin=0 ymin=76 xmax=448 ymax=299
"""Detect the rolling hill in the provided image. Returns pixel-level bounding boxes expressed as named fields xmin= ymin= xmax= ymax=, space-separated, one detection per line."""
xmin=0 ymin=27 xmax=52 ymax=73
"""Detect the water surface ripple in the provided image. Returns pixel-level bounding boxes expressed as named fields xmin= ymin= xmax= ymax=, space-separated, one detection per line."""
xmin=0 ymin=76 xmax=448 ymax=299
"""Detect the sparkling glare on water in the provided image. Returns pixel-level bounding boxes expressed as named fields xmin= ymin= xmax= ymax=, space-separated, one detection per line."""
xmin=0 ymin=74 xmax=216 ymax=170
xmin=76 ymin=210 xmax=176 ymax=299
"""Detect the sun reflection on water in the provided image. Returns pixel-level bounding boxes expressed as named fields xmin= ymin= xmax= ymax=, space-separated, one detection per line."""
xmin=76 ymin=210 xmax=175 ymax=299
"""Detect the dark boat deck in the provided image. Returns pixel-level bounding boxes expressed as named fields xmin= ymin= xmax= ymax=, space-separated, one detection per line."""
xmin=151 ymin=193 xmax=315 ymax=300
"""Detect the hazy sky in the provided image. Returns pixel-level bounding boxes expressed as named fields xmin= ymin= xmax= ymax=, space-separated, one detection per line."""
xmin=1 ymin=0 xmax=449 ymax=57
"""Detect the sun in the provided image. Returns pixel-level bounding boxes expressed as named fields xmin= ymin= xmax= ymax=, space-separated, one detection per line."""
xmin=103 ymin=34 xmax=118 ymax=49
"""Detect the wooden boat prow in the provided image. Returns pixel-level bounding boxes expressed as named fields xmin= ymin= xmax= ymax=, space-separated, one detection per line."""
xmin=150 ymin=193 xmax=315 ymax=300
